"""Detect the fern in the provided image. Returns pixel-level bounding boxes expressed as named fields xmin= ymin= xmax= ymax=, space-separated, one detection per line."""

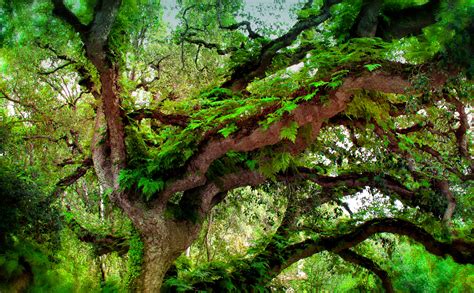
xmin=218 ymin=123 xmax=238 ymax=138
xmin=137 ymin=177 xmax=164 ymax=200
xmin=280 ymin=121 xmax=299 ymax=143
xmin=119 ymin=169 xmax=141 ymax=189
xmin=364 ymin=63 xmax=382 ymax=71
xmin=245 ymin=159 xmax=257 ymax=170
xmin=311 ymin=80 xmax=329 ymax=88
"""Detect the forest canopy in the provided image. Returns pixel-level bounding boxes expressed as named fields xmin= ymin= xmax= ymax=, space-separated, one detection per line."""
xmin=0 ymin=0 xmax=473 ymax=291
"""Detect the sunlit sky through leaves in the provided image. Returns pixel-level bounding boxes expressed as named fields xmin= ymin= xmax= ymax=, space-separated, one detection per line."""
xmin=161 ymin=0 xmax=302 ymax=35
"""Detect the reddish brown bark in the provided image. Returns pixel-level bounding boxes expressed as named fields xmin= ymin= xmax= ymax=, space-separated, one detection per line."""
xmin=153 ymin=71 xmax=411 ymax=208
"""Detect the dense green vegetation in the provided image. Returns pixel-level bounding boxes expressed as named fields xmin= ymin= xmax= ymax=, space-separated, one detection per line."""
xmin=1 ymin=0 xmax=473 ymax=291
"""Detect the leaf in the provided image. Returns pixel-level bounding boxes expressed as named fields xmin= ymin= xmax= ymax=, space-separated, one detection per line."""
xmin=246 ymin=159 xmax=257 ymax=170
xmin=218 ymin=123 xmax=238 ymax=138
xmin=328 ymin=79 xmax=343 ymax=88
xmin=302 ymin=92 xmax=316 ymax=101
xmin=274 ymin=152 xmax=292 ymax=172
xmin=310 ymin=80 xmax=328 ymax=88
xmin=138 ymin=177 xmax=164 ymax=200
xmin=118 ymin=169 xmax=140 ymax=189
xmin=280 ymin=121 xmax=298 ymax=143
xmin=280 ymin=100 xmax=298 ymax=114
xmin=331 ymin=69 xmax=349 ymax=78
xmin=187 ymin=120 xmax=203 ymax=130
xmin=364 ymin=63 xmax=382 ymax=72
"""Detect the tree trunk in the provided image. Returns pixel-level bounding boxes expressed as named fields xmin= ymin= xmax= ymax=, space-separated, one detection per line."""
xmin=88 ymin=64 xmax=201 ymax=291
xmin=134 ymin=215 xmax=201 ymax=292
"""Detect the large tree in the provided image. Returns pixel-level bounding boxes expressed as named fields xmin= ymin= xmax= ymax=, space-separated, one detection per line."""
xmin=1 ymin=0 xmax=473 ymax=291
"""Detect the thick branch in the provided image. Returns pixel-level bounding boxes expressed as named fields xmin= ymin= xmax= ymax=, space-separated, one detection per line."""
xmin=262 ymin=218 xmax=473 ymax=284
xmin=85 ymin=0 xmax=122 ymax=69
xmin=52 ymin=0 xmax=89 ymax=38
xmin=280 ymin=167 xmax=446 ymax=218
xmin=350 ymin=0 xmax=383 ymax=37
xmin=296 ymin=169 xmax=415 ymax=200
xmin=434 ymin=180 xmax=456 ymax=226
xmin=154 ymin=70 xmax=411 ymax=207
xmin=446 ymin=96 xmax=472 ymax=164
xmin=65 ymin=215 xmax=129 ymax=255
xmin=376 ymin=0 xmax=441 ymax=40
xmin=188 ymin=218 xmax=473 ymax=289
xmin=52 ymin=157 xmax=93 ymax=197
xmin=176 ymin=169 xmax=266 ymax=219
xmin=127 ymin=109 xmax=189 ymax=127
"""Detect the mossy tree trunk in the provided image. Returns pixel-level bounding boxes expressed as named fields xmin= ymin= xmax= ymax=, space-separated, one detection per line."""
xmin=131 ymin=215 xmax=201 ymax=292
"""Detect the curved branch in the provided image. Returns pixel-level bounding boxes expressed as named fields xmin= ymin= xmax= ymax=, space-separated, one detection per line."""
xmin=280 ymin=167 xmax=446 ymax=218
xmin=183 ymin=37 xmax=237 ymax=55
xmin=296 ymin=168 xmax=415 ymax=200
xmin=0 ymin=89 xmax=41 ymax=112
xmin=52 ymin=0 xmax=89 ymax=38
xmin=216 ymin=0 xmax=262 ymax=39
xmin=38 ymin=61 xmax=75 ymax=75
xmin=187 ymin=218 xmax=473 ymax=289
xmin=395 ymin=122 xmax=434 ymax=134
xmin=223 ymin=0 xmax=343 ymax=91
xmin=336 ymin=249 xmax=394 ymax=293
xmin=446 ymin=96 xmax=472 ymax=166
xmin=350 ymin=0 xmax=441 ymax=39
xmin=350 ymin=0 xmax=383 ymax=37
xmin=52 ymin=157 xmax=93 ymax=197
xmin=258 ymin=218 xmax=474 ymax=286
xmin=154 ymin=70 xmax=411 ymax=207
xmin=175 ymin=169 xmax=266 ymax=218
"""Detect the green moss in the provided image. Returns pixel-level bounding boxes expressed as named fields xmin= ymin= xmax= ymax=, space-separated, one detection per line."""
xmin=345 ymin=91 xmax=391 ymax=121
xmin=126 ymin=229 xmax=144 ymax=289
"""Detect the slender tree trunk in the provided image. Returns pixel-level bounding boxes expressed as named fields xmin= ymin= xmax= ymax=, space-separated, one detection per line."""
xmin=204 ymin=211 xmax=213 ymax=262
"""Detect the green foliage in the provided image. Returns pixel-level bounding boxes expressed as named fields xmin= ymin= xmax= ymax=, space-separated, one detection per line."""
xmin=259 ymin=100 xmax=298 ymax=129
xmin=138 ymin=177 xmax=165 ymax=200
xmin=124 ymin=126 xmax=149 ymax=168
xmin=345 ymin=91 xmax=391 ymax=121
xmin=303 ymin=37 xmax=389 ymax=77
xmin=0 ymin=239 xmax=54 ymax=291
xmin=64 ymin=0 xmax=96 ymax=24
xmin=391 ymin=242 xmax=474 ymax=292
xmin=364 ymin=63 xmax=382 ymax=72
xmin=126 ymin=229 xmax=144 ymax=289
xmin=0 ymin=161 xmax=60 ymax=247
xmin=218 ymin=123 xmax=238 ymax=138
xmin=279 ymin=121 xmax=298 ymax=143
xmin=259 ymin=151 xmax=296 ymax=179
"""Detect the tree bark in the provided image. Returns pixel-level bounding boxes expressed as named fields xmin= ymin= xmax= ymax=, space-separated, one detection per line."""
xmin=134 ymin=216 xmax=201 ymax=292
